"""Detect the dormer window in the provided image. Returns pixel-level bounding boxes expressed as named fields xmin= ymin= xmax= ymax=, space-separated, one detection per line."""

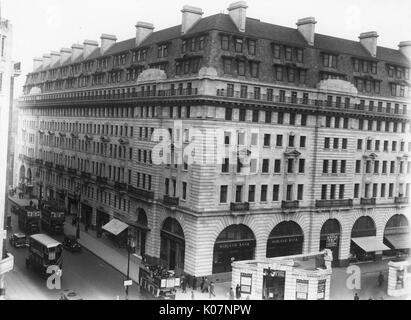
xmin=157 ymin=44 xmax=168 ymax=59
xmin=235 ymin=38 xmax=243 ymax=53
xmin=322 ymin=53 xmax=338 ymax=68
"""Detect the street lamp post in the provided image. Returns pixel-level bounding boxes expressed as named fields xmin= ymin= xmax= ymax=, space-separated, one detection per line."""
xmin=125 ymin=231 xmax=135 ymax=301
xmin=76 ymin=185 xmax=81 ymax=240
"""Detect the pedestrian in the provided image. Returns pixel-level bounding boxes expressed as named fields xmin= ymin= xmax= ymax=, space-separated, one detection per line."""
xmin=200 ymin=277 xmax=205 ymax=292
xmin=378 ymin=272 xmax=384 ymax=287
xmin=236 ymin=284 xmax=241 ymax=300
xmin=192 ymin=277 xmax=197 ymax=291
xmin=209 ymin=281 xmax=216 ymax=298
xmin=181 ymin=275 xmax=187 ymax=294
xmin=354 ymin=293 xmax=359 ymax=300
xmin=202 ymin=277 xmax=209 ymax=293
xmin=191 ymin=290 xmax=195 ymax=300
xmin=29 ymin=200 xmax=34 ymax=207
xmin=229 ymin=288 xmax=235 ymax=300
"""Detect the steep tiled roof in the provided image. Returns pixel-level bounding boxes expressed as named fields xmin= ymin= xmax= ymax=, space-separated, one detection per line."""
xmin=33 ymin=13 xmax=410 ymax=72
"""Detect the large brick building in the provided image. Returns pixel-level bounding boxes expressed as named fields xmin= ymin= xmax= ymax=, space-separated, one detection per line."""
xmin=17 ymin=2 xmax=410 ymax=281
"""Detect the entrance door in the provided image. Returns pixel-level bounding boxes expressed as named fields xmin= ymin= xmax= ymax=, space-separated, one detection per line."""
xmin=169 ymin=242 xmax=177 ymax=270
xmin=263 ymin=271 xmax=285 ymax=300
xmin=320 ymin=219 xmax=341 ymax=267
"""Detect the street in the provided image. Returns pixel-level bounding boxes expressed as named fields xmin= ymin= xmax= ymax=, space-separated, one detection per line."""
xmin=4 ymin=210 xmax=149 ymax=300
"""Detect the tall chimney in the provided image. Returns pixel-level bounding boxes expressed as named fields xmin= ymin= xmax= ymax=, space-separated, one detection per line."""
xmin=50 ymin=51 xmax=61 ymax=66
xmin=297 ymin=17 xmax=317 ymax=46
xmin=71 ymin=44 xmax=84 ymax=62
xmin=135 ymin=22 xmax=154 ymax=47
xmin=398 ymin=41 xmax=411 ymax=60
xmin=181 ymin=6 xmax=203 ymax=35
xmin=100 ymin=34 xmax=117 ymax=55
xmin=227 ymin=1 xmax=248 ymax=33
xmin=83 ymin=40 xmax=98 ymax=59
xmin=42 ymin=54 xmax=51 ymax=69
xmin=359 ymin=31 xmax=379 ymax=57
xmin=60 ymin=48 xmax=72 ymax=64
xmin=33 ymin=57 xmax=43 ymax=71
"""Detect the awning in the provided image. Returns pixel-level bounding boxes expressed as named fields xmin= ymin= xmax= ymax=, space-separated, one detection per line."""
xmin=102 ymin=219 xmax=129 ymax=236
xmin=352 ymin=237 xmax=390 ymax=252
xmin=384 ymin=234 xmax=411 ymax=250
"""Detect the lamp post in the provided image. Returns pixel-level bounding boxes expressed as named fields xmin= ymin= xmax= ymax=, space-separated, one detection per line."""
xmin=75 ymin=185 xmax=81 ymax=240
xmin=38 ymin=181 xmax=43 ymax=209
xmin=125 ymin=230 xmax=135 ymax=300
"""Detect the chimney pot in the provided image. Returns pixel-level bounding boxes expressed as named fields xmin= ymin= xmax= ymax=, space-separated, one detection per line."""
xmin=50 ymin=51 xmax=61 ymax=66
xmin=83 ymin=40 xmax=99 ymax=59
xmin=181 ymin=5 xmax=203 ymax=35
xmin=100 ymin=34 xmax=117 ymax=54
xmin=359 ymin=31 xmax=379 ymax=57
xmin=296 ymin=17 xmax=317 ymax=46
xmin=60 ymin=48 xmax=72 ymax=65
xmin=228 ymin=1 xmax=248 ymax=33
xmin=135 ymin=21 xmax=154 ymax=47
xmin=42 ymin=54 xmax=51 ymax=69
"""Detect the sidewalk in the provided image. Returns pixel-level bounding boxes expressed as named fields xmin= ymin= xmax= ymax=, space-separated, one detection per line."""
xmin=64 ymin=222 xmax=142 ymax=283
xmin=62 ymin=222 xmax=411 ymax=300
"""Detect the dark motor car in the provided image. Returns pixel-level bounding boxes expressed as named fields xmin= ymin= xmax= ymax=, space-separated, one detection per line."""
xmin=63 ymin=235 xmax=82 ymax=253
xmin=60 ymin=290 xmax=83 ymax=300
xmin=9 ymin=233 xmax=28 ymax=248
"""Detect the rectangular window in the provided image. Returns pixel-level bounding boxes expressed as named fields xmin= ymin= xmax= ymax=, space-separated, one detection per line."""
xmin=332 ymin=160 xmax=338 ymax=173
xmin=273 ymin=44 xmax=281 ymax=59
xmin=274 ymin=160 xmax=281 ymax=173
xmin=324 ymin=137 xmax=330 ymax=149
xmin=380 ymin=184 xmax=386 ymax=197
xmin=262 ymin=159 xmax=270 ymax=173
xmin=287 ymin=159 xmax=294 ymax=173
xmin=221 ymin=36 xmax=229 ymax=50
xmin=235 ymin=185 xmax=243 ymax=203
xmin=323 ymin=160 xmax=329 ymax=174
xmin=389 ymin=183 xmax=394 ymax=198
xmin=220 ymin=185 xmax=228 ymax=203
xmin=276 ymin=135 xmax=283 ymax=147
xmin=248 ymin=185 xmax=256 ymax=202
xmin=273 ymin=185 xmax=280 ymax=201
xmin=321 ymin=185 xmax=327 ymax=200
xmin=354 ymin=184 xmax=360 ymax=199
xmin=300 ymin=136 xmax=306 ymax=148
xmin=299 ymin=159 xmax=305 ymax=173
xmin=261 ymin=185 xmax=268 ymax=202
xmin=340 ymin=160 xmax=346 ymax=173
xmin=264 ymin=134 xmax=271 ymax=147
xmin=286 ymin=185 xmax=293 ymax=201
xmin=248 ymin=40 xmax=256 ymax=55
xmin=297 ymin=185 xmax=304 ymax=201
xmin=342 ymin=138 xmax=348 ymax=150
xmin=339 ymin=185 xmax=345 ymax=199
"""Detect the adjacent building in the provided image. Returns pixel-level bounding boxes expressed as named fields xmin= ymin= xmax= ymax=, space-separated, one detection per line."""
xmin=16 ymin=1 xmax=411 ymax=284
xmin=0 ymin=6 xmax=19 ymax=298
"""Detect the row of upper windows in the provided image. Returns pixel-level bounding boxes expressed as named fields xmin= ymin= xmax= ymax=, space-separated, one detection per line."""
xmin=354 ymin=159 xmax=409 ymax=175
xmin=353 ymin=183 xmax=409 ymax=199
xmin=357 ymin=139 xmax=408 ymax=152
xmin=222 ymin=158 xmax=306 ymax=175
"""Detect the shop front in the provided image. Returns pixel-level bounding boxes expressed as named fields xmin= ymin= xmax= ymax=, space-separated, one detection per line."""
xmin=266 ymin=221 xmax=304 ymax=258
xmin=350 ymin=216 xmax=389 ymax=262
xmin=81 ymin=203 xmax=93 ymax=230
xmin=231 ymin=250 xmax=333 ymax=300
xmin=96 ymin=209 xmax=111 ymax=238
xmin=102 ymin=218 xmax=129 ymax=248
xmin=383 ymin=214 xmax=410 ymax=258
xmin=160 ymin=218 xmax=185 ymax=274
xmin=320 ymin=219 xmax=341 ymax=267
xmin=129 ymin=209 xmax=149 ymax=258
xmin=213 ymin=224 xmax=256 ymax=274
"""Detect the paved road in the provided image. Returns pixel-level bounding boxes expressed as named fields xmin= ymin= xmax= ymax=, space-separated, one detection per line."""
xmin=4 ymin=210 xmax=149 ymax=300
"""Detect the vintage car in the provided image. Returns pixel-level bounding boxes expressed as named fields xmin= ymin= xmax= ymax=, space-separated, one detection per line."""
xmin=63 ymin=235 xmax=82 ymax=253
xmin=9 ymin=233 xmax=28 ymax=248
xmin=60 ymin=290 xmax=83 ymax=300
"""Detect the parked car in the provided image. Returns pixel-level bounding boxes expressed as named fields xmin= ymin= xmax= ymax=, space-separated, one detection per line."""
xmin=60 ymin=290 xmax=83 ymax=300
xmin=9 ymin=233 xmax=28 ymax=248
xmin=63 ymin=235 xmax=82 ymax=253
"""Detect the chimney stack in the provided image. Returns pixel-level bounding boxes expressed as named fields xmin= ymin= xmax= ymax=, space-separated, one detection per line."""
xmin=83 ymin=40 xmax=99 ymax=59
xmin=398 ymin=41 xmax=411 ymax=61
xmin=42 ymin=54 xmax=51 ymax=69
xmin=60 ymin=48 xmax=72 ymax=64
xmin=33 ymin=57 xmax=43 ymax=71
xmin=297 ymin=17 xmax=317 ymax=46
xmin=71 ymin=43 xmax=84 ymax=62
xmin=135 ymin=21 xmax=154 ymax=47
xmin=100 ymin=34 xmax=117 ymax=55
xmin=50 ymin=51 xmax=61 ymax=66
xmin=227 ymin=1 xmax=248 ymax=33
xmin=359 ymin=31 xmax=379 ymax=57
xmin=181 ymin=6 xmax=203 ymax=35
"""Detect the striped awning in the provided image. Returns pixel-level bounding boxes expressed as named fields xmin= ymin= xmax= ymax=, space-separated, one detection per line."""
xmin=352 ymin=237 xmax=390 ymax=252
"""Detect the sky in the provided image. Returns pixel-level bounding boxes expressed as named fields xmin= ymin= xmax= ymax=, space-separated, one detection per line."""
xmin=2 ymin=0 xmax=411 ymax=98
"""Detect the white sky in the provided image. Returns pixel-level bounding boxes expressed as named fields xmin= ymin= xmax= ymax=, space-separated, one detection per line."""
xmin=2 ymin=0 xmax=411 ymax=97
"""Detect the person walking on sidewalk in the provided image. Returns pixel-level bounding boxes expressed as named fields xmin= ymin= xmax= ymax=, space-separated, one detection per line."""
xmin=191 ymin=290 xmax=195 ymax=300
xmin=354 ymin=293 xmax=360 ymax=300
xmin=202 ymin=277 xmax=209 ymax=293
xmin=229 ymin=288 xmax=235 ymax=300
xmin=192 ymin=277 xmax=197 ymax=291
xmin=181 ymin=275 xmax=187 ymax=294
xmin=236 ymin=284 xmax=241 ymax=300
xmin=209 ymin=282 xmax=216 ymax=299
xmin=200 ymin=277 xmax=205 ymax=292
xmin=378 ymin=272 xmax=384 ymax=287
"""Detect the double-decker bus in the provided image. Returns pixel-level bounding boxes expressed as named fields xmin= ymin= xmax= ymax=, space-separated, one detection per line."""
xmin=18 ymin=206 xmax=41 ymax=235
xmin=26 ymin=234 xmax=63 ymax=278
xmin=40 ymin=201 xmax=65 ymax=234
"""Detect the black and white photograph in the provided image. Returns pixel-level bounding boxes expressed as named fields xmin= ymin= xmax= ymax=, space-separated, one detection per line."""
xmin=0 ymin=0 xmax=410 ymax=309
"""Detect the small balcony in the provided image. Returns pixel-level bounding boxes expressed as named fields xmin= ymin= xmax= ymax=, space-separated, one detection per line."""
xmin=282 ymin=200 xmax=299 ymax=210
xmin=360 ymin=198 xmax=376 ymax=206
xmin=164 ymin=195 xmax=180 ymax=207
xmin=395 ymin=197 xmax=409 ymax=204
xmin=45 ymin=161 xmax=53 ymax=168
xmin=315 ymin=199 xmax=353 ymax=208
xmin=230 ymin=202 xmax=250 ymax=212
xmin=55 ymin=164 xmax=65 ymax=171
xmin=81 ymin=172 xmax=92 ymax=180
xmin=128 ymin=185 xmax=154 ymax=200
